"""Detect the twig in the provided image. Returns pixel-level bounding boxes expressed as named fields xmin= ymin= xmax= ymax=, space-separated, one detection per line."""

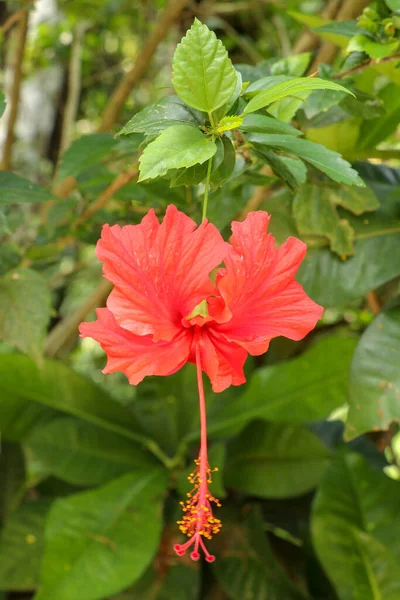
xmin=44 ymin=278 xmax=112 ymax=358
xmin=74 ymin=166 xmax=139 ymax=227
xmin=334 ymin=53 xmax=400 ymax=79
xmin=53 ymin=0 xmax=187 ymax=199
xmin=366 ymin=291 xmax=381 ymax=315
xmin=1 ymin=9 xmax=29 ymax=171
xmin=98 ymin=0 xmax=188 ymax=133
xmin=58 ymin=22 xmax=89 ymax=159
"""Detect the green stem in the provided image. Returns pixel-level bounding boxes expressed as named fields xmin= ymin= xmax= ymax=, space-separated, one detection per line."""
xmin=202 ymin=156 xmax=213 ymax=222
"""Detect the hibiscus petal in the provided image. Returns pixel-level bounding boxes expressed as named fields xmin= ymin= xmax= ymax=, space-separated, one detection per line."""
xmin=98 ymin=205 xmax=228 ymax=341
xmin=215 ymin=211 xmax=323 ymax=353
xmin=193 ymin=328 xmax=247 ymax=393
xmin=79 ymin=308 xmax=192 ymax=385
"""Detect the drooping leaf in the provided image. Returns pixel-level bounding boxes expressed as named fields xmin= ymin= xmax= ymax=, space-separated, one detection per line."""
xmin=172 ymin=19 xmax=237 ymax=113
xmin=116 ymin=96 xmax=205 ymax=136
xmin=346 ymin=308 xmax=400 ymax=440
xmin=240 ymin=113 xmax=302 ymax=136
xmin=138 ymin=125 xmax=216 ymax=181
xmin=210 ymin=135 xmax=236 ymax=189
xmin=34 ymin=470 xmax=168 ymax=600
xmin=202 ymin=336 xmax=356 ymax=441
xmin=312 ymin=452 xmax=400 ymax=600
xmin=0 ymin=269 xmax=52 ymax=358
xmin=327 ymin=184 xmax=380 ymax=215
xmin=224 ymin=421 xmax=331 ymax=499
xmin=253 ymin=147 xmax=306 ymax=189
xmin=0 ymin=354 xmax=150 ymax=447
xmin=0 ymin=500 xmax=51 ymax=592
xmin=298 ymin=214 xmax=400 ymax=306
xmin=243 ymin=77 xmax=353 ymax=115
xmin=213 ymin=506 xmax=308 ymax=600
xmin=57 ymin=134 xmax=118 ymax=180
xmin=0 ymin=173 xmax=53 ymax=205
xmin=358 ymin=83 xmax=400 ymax=150
xmin=249 ymin=134 xmax=364 ymax=186
xmin=26 ymin=417 xmax=159 ymax=486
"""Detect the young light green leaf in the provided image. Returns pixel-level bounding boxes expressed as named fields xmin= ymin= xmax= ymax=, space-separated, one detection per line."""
xmin=249 ymin=134 xmax=364 ymax=186
xmin=243 ymin=77 xmax=354 ymax=115
xmin=216 ymin=115 xmax=243 ymax=133
xmin=116 ymin=96 xmax=205 ymax=136
xmin=35 ymin=470 xmax=168 ymax=600
xmin=172 ymin=18 xmax=237 ymax=113
xmin=0 ymin=268 xmax=52 ymax=358
xmin=0 ymin=173 xmax=53 ymax=205
xmin=138 ymin=125 xmax=216 ymax=182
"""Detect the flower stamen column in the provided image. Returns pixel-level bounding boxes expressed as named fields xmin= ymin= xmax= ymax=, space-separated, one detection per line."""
xmin=174 ymin=328 xmax=222 ymax=562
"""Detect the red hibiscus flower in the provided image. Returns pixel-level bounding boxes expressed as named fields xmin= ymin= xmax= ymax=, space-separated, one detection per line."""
xmin=79 ymin=204 xmax=323 ymax=562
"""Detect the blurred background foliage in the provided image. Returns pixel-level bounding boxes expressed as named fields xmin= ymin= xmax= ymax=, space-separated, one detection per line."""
xmin=0 ymin=0 xmax=400 ymax=599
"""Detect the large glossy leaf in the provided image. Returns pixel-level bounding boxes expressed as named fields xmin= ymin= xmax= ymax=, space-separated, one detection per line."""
xmin=57 ymin=134 xmax=118 ymax=180
xmin=249 ymin=134 xmax=364 ymax=186
xmin=355 ymin=162 xmax=400 ymax=219
xmin=213 ymin=506 xmax=309 ymax=600
xmin=240 ymin=113 xmax=302 ymax=136
xmin=172 ymin=19 xmax=237 ymax=113
xmin=34 ymin=470 xmax=167 ymax=600
xmin=202 ymin=335 xmax=356 ymax=440
xmin=26 ymin=417 xmax=159 ymax=486
xmin=298 ymin=214 xmax=400 ymax=306
xmin=117 ymin=96 xmax=205 ymax=136
xmin=312 ymin=452 xmax=400 ymax=600
xmin=0 ymin=393 xmax=58 ymax=442
xmin=346 ymin=308 xmax=400 ymax=440
xmin=243 ymin=77 xmax=353 ymax=115
xmin=0 ymin=500 xmax=51 ymax=591
xmin=0 ymin=354 xmax=149 ymax=446
xmin=0 ymin=173 xmax=53 ymax=204
xmin=225 ymin=421 xmax=331 ymax=499
xmin=0 ymin=268 xmax=52 ymax=358
xmin=138 ymin=125 xmax=216 ymax=181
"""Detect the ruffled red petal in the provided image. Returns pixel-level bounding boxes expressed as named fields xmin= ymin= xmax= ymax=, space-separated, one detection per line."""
xmin=214 ymin=211 xmax=323 ymax=353
xmin=98 ymin=205 xmax=229 ymax=342
xmin=79 ymin=308 xmax=192 ymax=385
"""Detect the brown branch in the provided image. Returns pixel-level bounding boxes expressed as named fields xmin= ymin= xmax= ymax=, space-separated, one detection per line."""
xmin=293 ymin=0 xmax=341 ymax=54
xmin=98 ymin=0 xmax=188 ymax=133
xmin=334 ymin=53 xmax=400 ymax=79
xmin=45 ymin=279 xmax=112 ymax=358
xmin=74 ymin=166 xmax=139 ymax=227
xmin=366 ymin=291 xmax=381 ymax=316
xmin=1 ymin=9 xmax=29 ymax=171
xmin=53 ymin=0 xmax=187 ymax=199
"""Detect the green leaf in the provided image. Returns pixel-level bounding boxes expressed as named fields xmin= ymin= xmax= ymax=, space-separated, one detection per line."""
xmin=57 ymin=134 xmax=118 ymax=180
xmin=0 ymin=500 xmax=51 ymax=591
xmin=169 ymin=136 xmax=224 ymax=188
xmin=0 ymin=393 xmax=58 ymax=442
xmin=0 ymin=92 xmax=6 ymax=119
xmin=215 ymin=115 xmax=243 ymax=133
xmin=0 ymin=442 xmax=25 ymax=524
xmin=358 ymin=83 xmax=400 ymax=150
xmin=35 ymin=470 xmax=167 ymax=600
xmin=213 ymin=506 xmax=308 ymax=600
xmin=386 ymin=0 xmax=400 ymax=9
xmin=240 ymin=113 xmax=302 ymax=136
xmin=204 ymin=336 xmax=356 ymax=441
xmin=249 ymin=134 xmax=364 ymax=186
xmin=0 ymin=354 xmax=150 ymax=446
xmin=327 ymin=184 xmax=380 ymax=215
xmin=0 ymin=173 xmax=53 ymax=205
xmin=346 ymin=308 xmax=400 ymax=440
xmin=26 ymin=417 xmax=159 ymax=486
xmin=243 ymin=77 xmax=354 ymax=115
xmin=314 ymin=20 xmax=359 ymax=38
xmin=138 ymin=125 xmax=216 ymax=182
xmin=348 ymin=34 xmax=399 ymax=60
xmin=0 ymin=268 xmax=52 ymax=358
xmin=210 ymin=135 xmax=236 ymax=189
xmin=312 ymin=452 xmax=400 ymax=600
xmin=116 ymin=95 xmax=205 ymax=136
xmin=172 ymin=19 xmax=237 ymax=113
xmin=224 ymin=421 xmax=331 ymax=499
xmin=253 ymin=147 xmax=306 ymax=189
xmin=298 ymin=214 xmax=400 ymax=306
